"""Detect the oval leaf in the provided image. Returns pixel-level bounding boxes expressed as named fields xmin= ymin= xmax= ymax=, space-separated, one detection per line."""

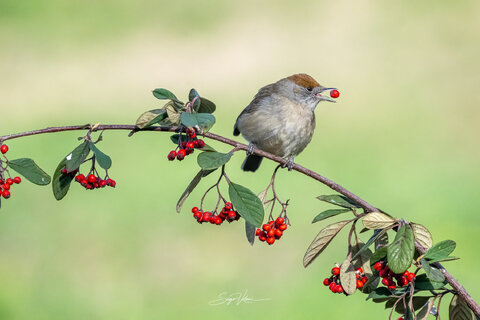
xmin=165 ymin=101 xmax=181 ymax=125
xmin=135 ymin=108 xmax=167 ymax=129
xmin=152 ymin=88 xmax=179 ymax=101
xmin=424 ymin=240 xmax=456 ymax=262
xmin=65 ymin=141 xmax=90 ymax=172
xmin=52 ymin=157 xmax=74 ymax=200
xmin=370 ymin=247 xmax=388 ymax=264
xmin=197 ymin=151 xmax=233 ymax=170
xmin=228 ymin=182 xmax=264 ymax=228
xmin=180 ymin=112 xmax=216 ymax=132
xmin=88 ymin=142 xmax=112 ymax=170
xmin=312 ymin=208 xmax=351 ymax=223
xmin=8 ymin=158 xmax=51 ymax=185
xmin=363 ymin=212 xmax=397 ymax=229
xmin=412 ymin=223 xmax=433 ymax=250
xmin=367 ymin=287 xmax=393 ymax=300
xmin=303 ymin=220 xmax=352 ymax=267
xmin=414 ymin=274 xmax=447 ymax=290
xmin=340 ymin=257 xmax=357 ymax=295
xmin=420 ymin=258 xmax=445 ymax=282
xmin=188 ymin=88 xmax=201 ymax=111
xmin=449 ymin=294 xmax=476 ymax=320
xmin=198 ymin=97 xmax=216 ymax=113
xmin=387 ymin=224 xmax=415 ymax=274
xmin=316 ymin=194 xmax=360 ymax=209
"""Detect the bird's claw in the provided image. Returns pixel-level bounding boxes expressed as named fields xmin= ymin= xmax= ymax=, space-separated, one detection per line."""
xmin=281 ymin=157 xmax=295 ymax=171
xmin=247 ymin=144 xmax=255 ymax=156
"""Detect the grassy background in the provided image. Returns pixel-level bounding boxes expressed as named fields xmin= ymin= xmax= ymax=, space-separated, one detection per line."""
xmin=1 ymin=0 xmax=479 ymax=318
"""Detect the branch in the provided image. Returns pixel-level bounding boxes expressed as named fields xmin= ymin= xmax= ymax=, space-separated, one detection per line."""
xmin=1 ymin=124 xmax=479 ymax=316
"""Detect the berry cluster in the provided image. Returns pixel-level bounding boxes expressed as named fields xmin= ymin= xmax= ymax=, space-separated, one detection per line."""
xmin=70 ymin=170 xmax=116 ymax=190
xmin=192 ymin=202 xmax=240 ymax=225
xmin=374 ymin=261 xmax=416 ymax=289
xmin=330 ymin=89 xmax=340 ymax=98
xmin=168 ymin=128 xmax=205 ymax=161
xmin=0 ymin=144 xmax=22 ymax=199
xmin=255 ymin=217 xmax=287 ymax=245
xmin=323 ymin=266 xmax=368 ymax=294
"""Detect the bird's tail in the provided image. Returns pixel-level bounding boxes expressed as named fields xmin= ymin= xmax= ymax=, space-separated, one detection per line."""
xmin=241 ymin=154 xmax=263 ymax=172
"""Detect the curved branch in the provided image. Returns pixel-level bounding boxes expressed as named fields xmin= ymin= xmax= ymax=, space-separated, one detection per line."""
xmin=0 ymin=124 xmax=478 ymax=316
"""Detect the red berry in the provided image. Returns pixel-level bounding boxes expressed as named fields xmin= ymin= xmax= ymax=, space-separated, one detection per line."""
xmin=267 ymin=229 xmax=275 ymax=238
xmin=6 ymin=178 xmax=13 ymax=185
xmin=379 ymin=269 xmax=389 ymax=278
xmin=197 ymin=139 xmax=205 ymax=148
xmin=262 ymin=224 xmax=271 ymax=231
xmin=87 ymin=174 xmax=96 ymax=183
xmin=192 ymin=207 xmax=199 ymax=213
xmin=388 ymin=284 xmax=397 ymax=290
xmin=2 ymin=190 xmax=10 ymax=199
xmin=374 ymin=261 xmax=384 ymax=271
xmin=398 ymin=317 xmax=404 ymax=320
xmin=193 ymin=211 xmax=202 ymax=219
xmin=108 ymin=180 xmax=116 ymax=188
xmin=331 ymin=267 xmax=340 ymax=276
xmin=329 ymin=283 xmax=337 ymax=292
xmin=259 ymin=235 xmax=267 ymax=242
xmin=0 ymin=145 xmax=8 ymax=154
xmin=255 ymin=228 xmax=261 ymax=236
xmin=356 ymin=267 xmax=363 ymax=274
xmin=330 ymin=89 xmax=340 ymax=98
xmin=224 ymin=202 xmax=233 ymax=210
xmin=275 ymin=217 xmax=284 ymax=226
xmin=2 ymin=184 xmax=10 ymax=191
xmin=323 ymin=278 xmax=331 ymax=286
xmin=177 ymin=149 xmax=186 ymax=160
xmin=356 ymin=280 xmax=364 ymax=288
xmin=279 ymin=223 xmax=287 ymax=231
xmin=274 ymin=229 xmax=283 ymax=239
xmin=382 ymin=278 xmax=391 ymax=286
xmin=214 ymin=217 xmax=222 ymax=225
xmin=167 ymin=150 xmax=177 ymax=161
xmin=407 ymin=273 xmax=416 ymax=282
xmin=266 ymin=237 xmax=275 ymax=245
xmin=336 ymin=285 xmax=344 ymax=294
xmin=400 ymin=277 xmax=409 ymax=286
xmin=186 ymin=128 xmax=196 ymax=138
xmin=228 ymin=211 xmax=237 ymax=220
xmin=361 ymin=276 xmax=368 ymax=284
xmin=186 ymin=141 xmax=195 ymax=149
xmin=62 ymin=168 xmax=68 ymax=175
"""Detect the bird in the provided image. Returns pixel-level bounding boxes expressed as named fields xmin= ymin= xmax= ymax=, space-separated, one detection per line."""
xmin=233 ymin=73 xmax=337 ymax=172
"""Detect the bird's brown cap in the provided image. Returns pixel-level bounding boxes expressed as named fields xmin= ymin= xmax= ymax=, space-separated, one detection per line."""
xmin=287 ymin=73 xmax=320 ymax=89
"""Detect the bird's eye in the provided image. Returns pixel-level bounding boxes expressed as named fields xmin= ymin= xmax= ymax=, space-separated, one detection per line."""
xmin=306 ymin=86 xmax=313 ymax=92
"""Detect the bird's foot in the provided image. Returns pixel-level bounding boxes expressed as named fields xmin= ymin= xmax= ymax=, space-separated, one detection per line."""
xmin=246 ymin=143 xmax=256 ymax=156
xmin=281 ymin=157 xmax=295 ymax=171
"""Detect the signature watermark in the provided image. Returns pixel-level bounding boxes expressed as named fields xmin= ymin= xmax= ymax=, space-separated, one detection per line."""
xmin=208 ymin=290 xmax=272 ymax=306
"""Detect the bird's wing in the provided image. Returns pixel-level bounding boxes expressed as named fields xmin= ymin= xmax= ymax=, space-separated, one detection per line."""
xmin=233 ymin=83 xmax=276 ymax=136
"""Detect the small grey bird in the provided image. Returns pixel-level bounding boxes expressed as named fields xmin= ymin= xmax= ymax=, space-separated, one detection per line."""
xmin=233 ymin=73 xmax=336 ymax=172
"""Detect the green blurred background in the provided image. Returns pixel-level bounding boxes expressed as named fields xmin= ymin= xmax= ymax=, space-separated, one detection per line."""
xmin=1 ymin=0 xmax=479 ymax=319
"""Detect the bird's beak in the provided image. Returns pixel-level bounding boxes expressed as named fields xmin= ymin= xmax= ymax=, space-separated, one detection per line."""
xmin=315 ymin=87 xmax=337 ymax=103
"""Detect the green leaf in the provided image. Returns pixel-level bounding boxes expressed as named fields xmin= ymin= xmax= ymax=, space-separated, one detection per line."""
xmin=228 ymin=182 xmax=264 ymax=228
xmin=387 ymin=224 xmax=415 ymax=274
xmin=312 ymin=208 xmax=350 ymax=223
xmin=152 ymin=88 xmax=180 ymax=102
xmin=88 ymin=142 xmax=112 ymax=170
xmin=165 ymin=101 xmax=182 ymax=125
xmin=135 ymin=108 xmax=168 ymax=129
xmin=362 ymin=212 xmax=397 ymax=229
xmin=367 ymin=287 xmax=392 ymax=300
xmin=176 ymin=169 xmax=215 ymax=213
xmin=245 ymin=221 xmax=256 ymax=246
xmin=65 ymin=141 xmax=90 ymax=172
xmin=303 ymin=220 xmax=352 ymax=267
xmin=424 ymin=240 xmax=456 ymax=262
xmin=417 ymin=299 xmax=435 ymax=320
xmin=386 ymin=296 xmax=430 ymax=314
xmin=411 ymin=223 xmax=433 ymax=250
xmin=8 ymin=158 xmax=51 ymax=185
xmin=352 ymin=242 xmax=373 ymax=276
xmin=370 ymin=247 xmax=388 ymax=264
xmin=180 ymin=112 xmax=216 ymax=132
xmin=197 ymin=97 xmax=216 ymax=113
xmin=52 ymin=156 xmax=74 ymax=200
xmin=189 ymin=88 xmax=201 ymax=111
xmin=197 ymin=151 xmax=233 ymax=170
xmin=361 ymin=275 xmax=380 ymax=294
xmin=449 ymin=294 xmax=476 ymax=320
xmin=420 ymin=258 xmax=445 ymax=282
xmin=340 ymin=256 xmax=357 ymax=295
xmin=316 ymin=194 xmax=361 ymax=209
xmin=414 ymin=274 xmax=447 ymax=290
